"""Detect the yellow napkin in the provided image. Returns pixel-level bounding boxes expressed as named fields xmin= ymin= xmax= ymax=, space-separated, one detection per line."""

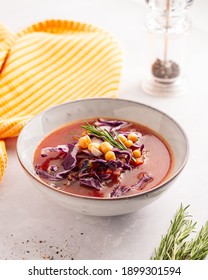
xmin=0 ymin=19 xmax=122 ymax=181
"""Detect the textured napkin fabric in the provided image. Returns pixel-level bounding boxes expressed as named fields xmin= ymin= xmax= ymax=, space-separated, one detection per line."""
xmin=0 ymin=19 xmax=122 ymax=181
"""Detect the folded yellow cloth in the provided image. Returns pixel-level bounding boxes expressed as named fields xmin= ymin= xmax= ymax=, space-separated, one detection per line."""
xmin=0 ymin=19 xmax=122 ymax=181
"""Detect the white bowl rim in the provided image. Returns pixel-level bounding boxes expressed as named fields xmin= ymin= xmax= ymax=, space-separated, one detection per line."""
xmin=17 ymin=97 xmax=190 ymax=201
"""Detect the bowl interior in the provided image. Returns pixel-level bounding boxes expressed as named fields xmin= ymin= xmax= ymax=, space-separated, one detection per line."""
xmin=17 ymin=98 xmax=189 ymax=195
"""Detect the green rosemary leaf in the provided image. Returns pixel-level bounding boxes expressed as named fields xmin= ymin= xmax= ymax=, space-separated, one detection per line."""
xmin=82 ymin=122 xmax=127 ymax=151
xmin=151 ymin=204 xmax=208 ymax=260
xmin=182 ymin=221 xmax=208 ymax=260
xmin=82 ymin=121 xmax=137 ymax=162
xmin=114 ymin=130 xmax=128 ymax=150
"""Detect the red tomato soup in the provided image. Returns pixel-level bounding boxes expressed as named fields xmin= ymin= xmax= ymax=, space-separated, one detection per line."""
xmin=33 ymin=118 xmax=174 ymax=198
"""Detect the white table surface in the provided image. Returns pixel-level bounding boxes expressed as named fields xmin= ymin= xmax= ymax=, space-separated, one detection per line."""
xmin=1 ymin=0 xmax=208 ymax=260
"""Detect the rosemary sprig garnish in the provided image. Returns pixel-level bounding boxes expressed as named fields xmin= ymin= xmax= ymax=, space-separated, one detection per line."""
xmin=151 ymin=204 xmax=208 ymax=260
xmin=82 ymin=121 xmax=128 ymax=150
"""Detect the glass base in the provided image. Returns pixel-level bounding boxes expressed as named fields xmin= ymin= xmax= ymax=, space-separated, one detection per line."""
xmin=142 ymin=76 xmax=186 ymax=97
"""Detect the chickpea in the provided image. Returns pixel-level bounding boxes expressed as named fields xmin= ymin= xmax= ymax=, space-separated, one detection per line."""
xmin=133 ymin=149 xmax=141 ymax=158
xmin=105 ymin=151 xmax=116 ymax=161
xmin=78 ymin=135 xmax=91 ymax=149
xmin=128 ymin=132 xmax=138 ymax=143
xmin=117 ymin=134 xmax=127 ymax=143
xmin=99 ymin=141 xmax=113 ymax=153
xmin=125 ymin=140 xmax=133 ymax=148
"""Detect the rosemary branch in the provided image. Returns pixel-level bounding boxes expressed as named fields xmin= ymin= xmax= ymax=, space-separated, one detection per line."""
xmin=151 ymin=205 xmax=208 ymax=260
xmin=82 ymin=121 xmax=127 ymax=150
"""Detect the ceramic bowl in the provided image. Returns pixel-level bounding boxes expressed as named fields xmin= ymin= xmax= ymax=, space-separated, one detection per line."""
xmin=17 ymin=98 xmax=189 ymax=216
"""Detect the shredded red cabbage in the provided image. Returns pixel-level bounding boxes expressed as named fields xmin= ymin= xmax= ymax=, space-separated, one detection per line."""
xmin=132 ymin=172 xmax=152 ymax=190
xmin=41 ymin=145 xmax=69 ymax=157
xmin=62 ymin=144 xmax=79 ymax=170
xmin=35 ymin=166 xmax=62 ymax=181
xmin=110 ymin=185 xmax=131 ymax=197
xmin=113 ymin=148 xmax=132 ymax=164
xmin=110 ymin=172 xmax=152 ymax=197
xmin=108 ymin=160 xmax=123 ymax=169
xmin=79 ymin=177 xmax=103 ymax=190
xmin=140 ymin=144 xmax=144 ymax=154
xmin=94 ymin=118 xmax=128 ymax=132
xmin=35 ymin=118 xmax=151 ymax=196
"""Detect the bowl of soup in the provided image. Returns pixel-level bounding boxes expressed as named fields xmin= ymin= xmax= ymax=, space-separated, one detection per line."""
xmin=17 ymin=98 xmax=189 ymax=216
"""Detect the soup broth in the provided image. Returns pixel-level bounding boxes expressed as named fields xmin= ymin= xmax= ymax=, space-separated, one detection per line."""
xmin=33 ymin=118 xmax=174 ymax=198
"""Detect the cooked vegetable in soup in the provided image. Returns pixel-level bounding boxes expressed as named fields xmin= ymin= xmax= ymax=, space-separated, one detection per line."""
xmin=33 ymin=118 xmax=174 ymax=198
